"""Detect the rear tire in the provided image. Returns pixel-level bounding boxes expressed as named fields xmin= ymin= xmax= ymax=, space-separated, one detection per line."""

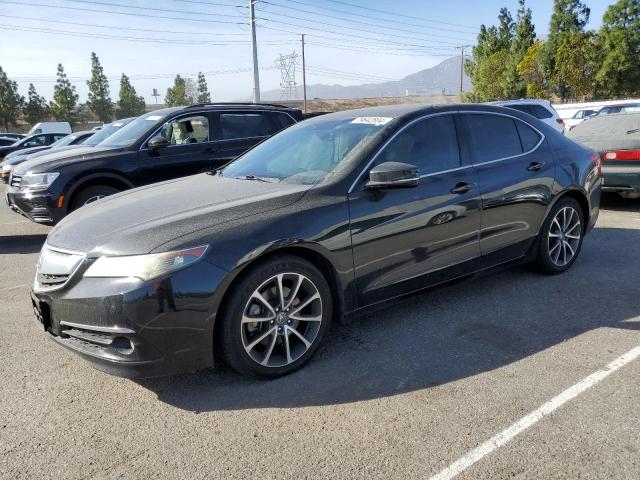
xmin=532 ymin=197 xmax=585 ymax=274
xmin=70 ymin=185 xmax=119 ymax=211
xmin=217 ymin=255 xmax=332 ymax=378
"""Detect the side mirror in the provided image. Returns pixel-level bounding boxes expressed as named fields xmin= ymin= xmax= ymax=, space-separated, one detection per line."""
xmin=365 ymin=161 xmax=420 ymax=189
xmin=148 ymin=135 xmax=170 ymax=150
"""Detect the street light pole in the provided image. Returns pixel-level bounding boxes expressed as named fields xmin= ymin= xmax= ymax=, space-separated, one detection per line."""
xmin=301 ymin=34 xmax=307 ymax=113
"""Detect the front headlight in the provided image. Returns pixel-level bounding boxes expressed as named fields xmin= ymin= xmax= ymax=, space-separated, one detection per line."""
xmin=20 ymin=172 xmax=60 ymax=190
xmin=83 ymin=245 xmax=209 ymax=281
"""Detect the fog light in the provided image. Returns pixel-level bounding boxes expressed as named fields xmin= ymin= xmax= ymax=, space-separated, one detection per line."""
xmin=111 ymin=336 xmax=133 ymax=354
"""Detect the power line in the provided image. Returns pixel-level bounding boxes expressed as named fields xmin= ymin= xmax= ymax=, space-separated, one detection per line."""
xmin=275 ymin=0 xmax=478 ymax=33
xmin=323 ymin=0 xmax=478 ymax=29
xmin=0 ymin=1 xmax=247 ymax=26
xmin=0 ymin=24 xmax=296 ymax=46
xmin=259 ymin=0 xmax=477 ymax=39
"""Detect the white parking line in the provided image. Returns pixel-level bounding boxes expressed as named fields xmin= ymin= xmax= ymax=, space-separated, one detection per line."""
xmin=429 ymin=344 xmax=640 ymax=480
xmin=0 ymin=284 xmax=28 ymax=292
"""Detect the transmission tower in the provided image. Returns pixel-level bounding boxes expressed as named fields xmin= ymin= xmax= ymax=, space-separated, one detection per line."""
xmin=275 ymin=52 xmax=300 ymax=100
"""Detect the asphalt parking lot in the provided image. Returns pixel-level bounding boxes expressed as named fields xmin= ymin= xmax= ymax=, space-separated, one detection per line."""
xmin=1 ymin=188 xmax=639 ymax=480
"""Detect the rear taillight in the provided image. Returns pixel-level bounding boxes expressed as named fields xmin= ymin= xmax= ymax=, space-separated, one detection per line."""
xmin=556 ymin=118 xmax=565 ymax=125
xmin=591 ymin=152 xmax=602 ymax=176
xmin=603 ymin=150 xmax=640 ymax=161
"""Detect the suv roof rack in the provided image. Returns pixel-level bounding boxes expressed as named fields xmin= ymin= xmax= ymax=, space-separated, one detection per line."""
xmin=185 ymin=102 xmax=295 ymax=110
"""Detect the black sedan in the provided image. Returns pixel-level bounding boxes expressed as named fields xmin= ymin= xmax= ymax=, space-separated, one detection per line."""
xmin=31 ymin=104 xmax=601 ymax=378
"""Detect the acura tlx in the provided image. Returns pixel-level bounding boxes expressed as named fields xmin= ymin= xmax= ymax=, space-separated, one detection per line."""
xmin=30 ymin=104 xmax=601 ymax=378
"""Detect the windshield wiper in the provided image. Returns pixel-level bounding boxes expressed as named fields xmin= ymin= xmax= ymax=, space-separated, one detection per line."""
xmin=234 ymin=175 xmax=273 ymax=183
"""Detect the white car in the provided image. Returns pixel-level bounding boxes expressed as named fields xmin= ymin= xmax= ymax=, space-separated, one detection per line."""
xmin=564 ymin=108 xmax=599 ymax=130
xmin=490 ymin=100 xmax=565 ymax=134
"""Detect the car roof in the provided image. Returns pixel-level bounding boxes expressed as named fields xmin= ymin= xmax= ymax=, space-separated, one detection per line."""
xmin=489 ymin=99 xmax=552 ymax=107
xmin=184 ymin=102 xmax=300 ymax=111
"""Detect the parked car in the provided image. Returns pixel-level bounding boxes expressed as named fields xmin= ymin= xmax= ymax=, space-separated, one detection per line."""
xmin=29 ymin=104 xmax=601 ymax=378
xmin=595 ymin=103 xmax=640 ymax=116
xmin=0 ymin=133 xmax=26 ymax=141
xmin=28 ymin=122 xmax=72 ymax=135
xmin=0 ymin=137 xmax=19 ymax=147
xmin=0 ymin=132 xmax=69 ymax=160
xmin=1 ymin=131 xmax=94 ymax=183
xmin=568 ymin=112 xmax=640 ymax=198
xmin=490 ymin=99 xmax=565 ymax=133
xmin=564 ymin=108 xmax=599 ymax=130
xmin=6 ymin=104 xmax=301 ymax=224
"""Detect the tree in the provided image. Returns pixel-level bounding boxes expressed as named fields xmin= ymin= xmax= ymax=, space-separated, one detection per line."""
xmin=165 ymin=75 xmax=189 ymax=107
xmin=196 ymin=72 xmax=211 ymax=103
xmin=556 ymin=31 xmax=598 ymax=100
xmin=50 ymin=63 xmax=79 ymax=123
xmin=595 ymin=0 xmax=640 ymax=97
xmin=504 ymin=0 xmax=536 ymax=98
xmin=543 ymin=0 xmax=591 ymax=100
xmin=517 ymin=41 xmax=548 ymax=98
xmin=465 ymin=7 xmax=515 ymax=101
xmin=0 ymin=66 xmax=24 ymax=131
xmin=185 ymin=78 xmax=197 ymax=104
xmin=116 ymin=74 xmax=146 ymax=119
xmin=87 ymin=52 xmax=113 ymax=122
xmin=24 ymin=83 xmax=49 ymax=125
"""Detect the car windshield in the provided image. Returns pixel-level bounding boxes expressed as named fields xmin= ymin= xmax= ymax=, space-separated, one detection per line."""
xmin=50 ymin=134 xmax=79 ymax=148
xmin=221 ymin=117 xmax=386 ymax=185
xmin=97 ymin=111 xmax=174 ymax=148
xmin=84 ymin=119 xmax=133 ymax=146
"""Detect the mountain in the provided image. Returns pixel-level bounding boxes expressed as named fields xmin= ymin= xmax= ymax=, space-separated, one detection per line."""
xmin=260 ymin=57 xmax=471 ymax=101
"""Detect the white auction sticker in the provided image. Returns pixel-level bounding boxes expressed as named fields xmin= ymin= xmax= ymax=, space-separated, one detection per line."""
xmin=350 ymin=117 xmax=393 ymax=126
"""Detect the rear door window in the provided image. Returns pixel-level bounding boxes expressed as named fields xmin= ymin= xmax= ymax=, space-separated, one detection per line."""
xmin=527 ymin=104 xmax=553 ymax=119
xmin=219 ymin=113 xmax=271 ymax=140
xmin=515 ymin=121 xmax=542 ymax=152
xmin=271 ymin=112 xmax=296 ymax=132
xmin=379 ymin=114 xmax=461 ymax=175
xmin=464 ymin=114 xmax=523 ymax=163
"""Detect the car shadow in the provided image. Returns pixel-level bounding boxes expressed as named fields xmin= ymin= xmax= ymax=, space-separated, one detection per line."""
xmin=600 ymin=193 xmax=640 ymax=212
xmin=0 ymin=234 xmax=48 ymax=254
xmin=138 ymin=225 xmax=640 ymax=412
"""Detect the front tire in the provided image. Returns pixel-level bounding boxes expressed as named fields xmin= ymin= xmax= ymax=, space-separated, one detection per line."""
xmin=533 ymin=197 xmax=585 ymax=274
xmin=70 ymin=185 xmax=120 ymax=211
xmin=218 ymin=255 xmax=332 ymax=378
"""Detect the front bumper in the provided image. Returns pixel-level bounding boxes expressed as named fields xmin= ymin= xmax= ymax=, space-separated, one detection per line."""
xmin=601 ymin=164 xmax=640 ymax=193
xmin=5 ymin=187 xmax=62 ymax=225
xmin=31 ymin=258 xmax=229 ymax=378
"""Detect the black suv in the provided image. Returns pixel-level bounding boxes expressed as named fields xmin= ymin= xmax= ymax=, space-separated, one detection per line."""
xmin=6 ymin=104 xmax=301 ymax=224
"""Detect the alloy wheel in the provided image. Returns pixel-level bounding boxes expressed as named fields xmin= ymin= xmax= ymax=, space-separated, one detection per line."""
xmin=241 ymin=272 xmax=323 ymax=368
xmin=548 ymin=206 xmax=581 ymax=267
xmin=83 ymin=195 xmax=105 ymax=206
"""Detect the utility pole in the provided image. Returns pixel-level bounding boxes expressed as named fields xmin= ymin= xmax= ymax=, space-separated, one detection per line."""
xmin=459 ymin=45 xmax=464 ymax=95
xmin=459 ymin=45 xmax=471 ymax=96
xmin=301 ymin=34 xmax=307 ymax=113
xmin=250 ymin=0 xmax=261 ymax=103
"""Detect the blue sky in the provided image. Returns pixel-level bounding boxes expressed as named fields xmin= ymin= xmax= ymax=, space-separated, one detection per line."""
xmin=0 ymin=0 xmax=613 ymax=103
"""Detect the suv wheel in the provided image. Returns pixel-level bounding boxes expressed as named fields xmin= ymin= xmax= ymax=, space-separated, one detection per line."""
xmin=70 ymin=185 xmax=120 ymax=211
xmin=533 ymin=197 xmax=584 ymax=274
xmin=218 ymin=255 xmax=332 ymax=378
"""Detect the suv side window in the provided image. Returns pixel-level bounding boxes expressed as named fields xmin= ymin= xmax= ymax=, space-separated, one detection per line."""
xmin=23 ymin=134 xmax=47 ymax=147
xmin=160 ymin=115 xmax=210 ymax=145
xmin=271 ymin=112 xmax=296 ymax=132
xmin=464 ymin=113 xmax=523 ymax=163
xmin=220 ymin=113 xmax=270 ymax=140
xmin=52 ymin=134 xmax=67 ymax=142
xmin=379 ymin=114 xmax=461 ymax=175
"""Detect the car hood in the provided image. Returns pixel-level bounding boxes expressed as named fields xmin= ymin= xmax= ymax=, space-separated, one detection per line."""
xmin=46 ymin=173 xmax=310 ymax=256
xmin=13 ymin=145 xmax=123 ymax=174
xmin=3 ymin=145 xmax=50 ymax=163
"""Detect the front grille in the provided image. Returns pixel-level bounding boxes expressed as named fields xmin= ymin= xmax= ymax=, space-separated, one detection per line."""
xmin=10 ymin=174 xmax=21 ymax=187
xmin=37 ymin=273 xmax=70 ymax=288
xmin=34 ymin=245 xmax=85 ymax=292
